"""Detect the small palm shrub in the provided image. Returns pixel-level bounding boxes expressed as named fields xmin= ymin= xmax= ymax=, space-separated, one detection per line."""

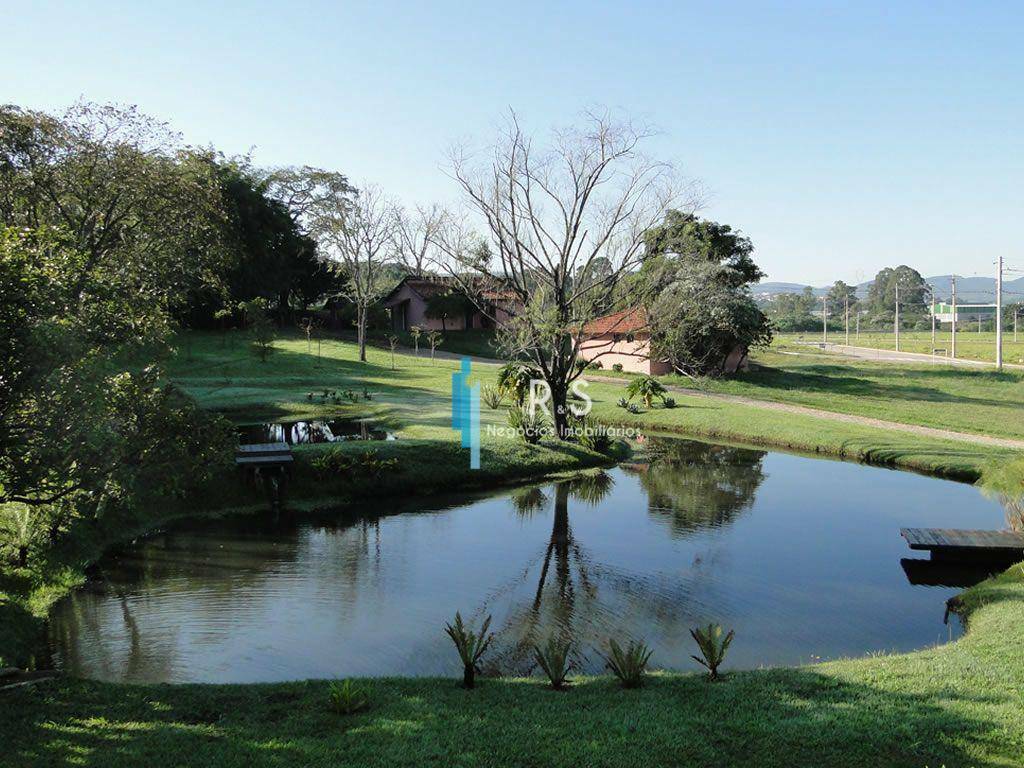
xmin=612 ymin=363 xmax=624 ymax=372
xmin=497 ymin=362 xmax=542 ymax=406
xmin=625 ymin=403 xmax=642 ymax=414
xmin=662 ymin=396 xmax=677 ymax=409
xmin=690 ymin=623 xmax=734 ymax=681
xmin=587 ymin=360 xmax=603 ymax=370
xmin=328 ymin=679 xmax=370 ymax=715
xmin=310 ymin=448 xmax=398 ymax=480
xmin=572 ymin=416 xmax=612 ymax=453
xmin=534 ymin=637 xmax=573 ymax=690
xmin=604 ymin=637 xmax=654 ymax=689
xmin=615 ymin=397 xmax=629 ymax=409
xmin=507 ymin=405 xmax=549 ymax=444
xmin=481 ymin=385 xmax=504 ymax=410
xmin=625 ymin=376 xmax=667 ymax=408
xmin=444 ymin=612 xmax=494 ymax=689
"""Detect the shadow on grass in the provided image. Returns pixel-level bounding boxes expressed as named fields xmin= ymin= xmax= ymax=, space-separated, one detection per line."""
xmin=3 ymin=666 xmax=1013 ymax=767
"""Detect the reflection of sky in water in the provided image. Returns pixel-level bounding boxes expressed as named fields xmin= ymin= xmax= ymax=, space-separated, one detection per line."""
xmin=49 ymin=439 xmax=1005 ymax=683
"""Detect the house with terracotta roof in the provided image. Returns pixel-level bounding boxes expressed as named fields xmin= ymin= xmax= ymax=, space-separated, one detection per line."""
xmin=381 ymin=276 xmax=518 ymax=332
xmin=578 ymin=306 xmax=672 ymax=375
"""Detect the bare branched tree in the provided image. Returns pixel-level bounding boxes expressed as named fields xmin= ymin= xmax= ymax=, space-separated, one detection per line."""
xmin=313 ymin=184 xmax=398 ymax=362
xmin=395 ymin=203 xmax=444 ymax=277
xmin=442 ymin=110 xmax=700 ymax=437
xmin=268 ymin=171 xmax=397 ymax=362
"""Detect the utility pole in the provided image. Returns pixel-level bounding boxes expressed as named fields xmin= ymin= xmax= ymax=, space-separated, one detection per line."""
xmin=930 ymin=290 xmax=936 ymax=345
xmin=856 ymin=311 xmax=860 ymax=339
xmin=822 ymin=295 xmax=828 ymax=344
xmin=951 ymin=275 xmax=957 ymax=359
xmin=845 ymin=296 xmax=850 ymax=345
xmin=1015 ymin=307 xmax=1018 ymax=344
xmin=894 ymin=283 xmax=900 ymax=352
xmin=996 ymin=254 xmax=1003 ymax=370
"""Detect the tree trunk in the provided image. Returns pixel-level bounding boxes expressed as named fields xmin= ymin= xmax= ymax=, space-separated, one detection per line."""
xmin=357 ymin=305 xmax=367 ymax=362
xmin=549 ymin=380 xmax=571 ymax=440
xmin=463 ymin=664 xmax=475 ymax=689
xmin=17 ymin=545 xmax=28 ymax=568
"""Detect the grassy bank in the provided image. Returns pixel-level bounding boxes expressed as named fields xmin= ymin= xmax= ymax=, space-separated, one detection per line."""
xmin=5 ymin=562 xmax=1024 ymax=767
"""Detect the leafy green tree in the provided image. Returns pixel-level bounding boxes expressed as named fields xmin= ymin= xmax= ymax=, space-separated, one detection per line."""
xmin=827 ymin=281 xmax=858 ymax=318
xmin=866 ymin=266 xmax=928 ymax=323
xmin=639 ymin=214 xmax=772 ymax=375
xmin=0 ymin=230 xmax=231 ymax=559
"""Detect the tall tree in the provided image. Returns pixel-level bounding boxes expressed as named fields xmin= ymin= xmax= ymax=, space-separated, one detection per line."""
xmin=274 ymin=173 xmax=398 ymax=362
xmin=638 ymin=213 xmax=771 ymax=375
xmin=443 ymin=110 xmax=694 ymax=438
xmin=827 ymin=280 xmax=858 ymax=317
xmin=866 ymin=265 xmax=928 ymax=321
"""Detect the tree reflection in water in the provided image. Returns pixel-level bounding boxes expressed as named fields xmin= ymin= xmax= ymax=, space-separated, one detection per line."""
xmin=484 ymin=441 xmax=768 ymax=676
xmin=637 ymin=437 xmax=767 ymax=537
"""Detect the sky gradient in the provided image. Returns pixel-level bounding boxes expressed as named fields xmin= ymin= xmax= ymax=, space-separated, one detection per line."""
xmin=3 ymin=1 xmax=1022 ymax=284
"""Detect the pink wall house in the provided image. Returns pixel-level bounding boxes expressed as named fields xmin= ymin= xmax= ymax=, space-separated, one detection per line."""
xmin=382 ymin=277 xmax=517 ymax=332
xmin=577 ymin=307 xmax=672 ymax=375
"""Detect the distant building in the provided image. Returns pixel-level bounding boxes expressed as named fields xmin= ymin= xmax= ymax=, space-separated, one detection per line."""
xmin=577 ymin=307 xmax=672 ymax=375
xmin=381 ymin=276 xmax=519 ymax=332
xmin=930 ymin=302 xmax=997 ymax=323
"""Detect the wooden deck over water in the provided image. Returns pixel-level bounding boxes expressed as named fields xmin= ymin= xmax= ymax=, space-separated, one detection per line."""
xmin=901 ymin=527 xmax=1024 ymax=563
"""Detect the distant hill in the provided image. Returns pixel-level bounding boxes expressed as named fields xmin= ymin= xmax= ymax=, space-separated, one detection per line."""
xmin=755 ymin=275 xmax=1024 ymax=304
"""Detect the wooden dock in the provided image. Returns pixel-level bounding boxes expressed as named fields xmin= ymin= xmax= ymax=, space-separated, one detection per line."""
xmin=235 ymin=442 xmax=293 ymax=469
xmin=900 ymin=527 xmax=1024 ymax=563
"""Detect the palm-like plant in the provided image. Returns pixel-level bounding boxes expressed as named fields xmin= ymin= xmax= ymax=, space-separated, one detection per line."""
xmin=444 ymin=612 xmax=494 ymax=689
xmin=604 ymin=637 xmax=654 ymax=689
xmin=0 ymin=504 xmax=40 ymax=568
xmin=533 ymin=637 xmax=573 ymax=690
xmin=497 ymin=362 xmax=541 ymax=407
xmin=625 ymin=376 xmax=667 ymax=408
xmin=327 ymin=679 xmax=370 ymax=715
xmin=690 ymin=623 xmax=734 ymax=681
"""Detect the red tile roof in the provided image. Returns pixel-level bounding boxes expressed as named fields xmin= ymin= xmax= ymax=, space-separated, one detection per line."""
xmin=583 ymin=306 xmax=649 ymax=336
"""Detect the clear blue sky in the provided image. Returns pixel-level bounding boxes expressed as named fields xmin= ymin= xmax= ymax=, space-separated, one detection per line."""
xmin=4 ymin=0 xmax=1022 ymax=284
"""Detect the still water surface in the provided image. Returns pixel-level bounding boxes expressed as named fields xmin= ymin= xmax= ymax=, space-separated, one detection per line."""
xmin=49 ymin=438 xmax=1006 ymax=683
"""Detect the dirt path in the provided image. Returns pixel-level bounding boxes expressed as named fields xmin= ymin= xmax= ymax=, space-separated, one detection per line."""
xmin=584 ymin=374 xmax=1024 ymax=451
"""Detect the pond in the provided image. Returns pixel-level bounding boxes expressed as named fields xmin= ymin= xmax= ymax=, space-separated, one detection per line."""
xmin=48 ymin=437 xmax=1006 ymax=683
xmin=237 ymin=418 xmax=395 ymax=445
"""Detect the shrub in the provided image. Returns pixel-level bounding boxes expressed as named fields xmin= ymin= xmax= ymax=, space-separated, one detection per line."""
xmin=507 ymin=405 xmax=549 ymax=444
xmin=310 ymin=448 xmax=398 ymax=480
xmin=604 ymin=638 xmax=653 ymax=689
xmin=587 ymin=360 xmax=603 ymax=370
xmin=534 ymin=637 xmax=573 ymax=691
xmin=690 ymin=623 xmax=734 ymax=681
xmin=615 ymin=397 xmax=629 ymax=409
xmin=612 ymin=363 xmax=623 ymax=372
xmin=444 ymin=612 xmax=494 ymax=689
xmin=625 ymin=376 xmax=667 ymax=408
xmin=497 ymin=362 xmax=542 ymax=406
xmin=662 ymin=396 xmax=677 ymax=409
xmin=573 ymin=416 xmax=612 ymax=453
xmin=481 ymin=385 xmax=504 ymax=410
xmin=625 ymin=403 xmax=642 ymax=414
xmin=328 ymin=679 xmax=369 ymax=715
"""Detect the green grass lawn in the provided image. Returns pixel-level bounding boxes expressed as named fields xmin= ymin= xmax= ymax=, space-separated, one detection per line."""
xmin=779 ymin=329 xmax=1024 ymax=365
xmin=5 ymin=564 xmax=1024 ymax=767
xmin=591 ymin=341 xmax=1024 ymax=444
